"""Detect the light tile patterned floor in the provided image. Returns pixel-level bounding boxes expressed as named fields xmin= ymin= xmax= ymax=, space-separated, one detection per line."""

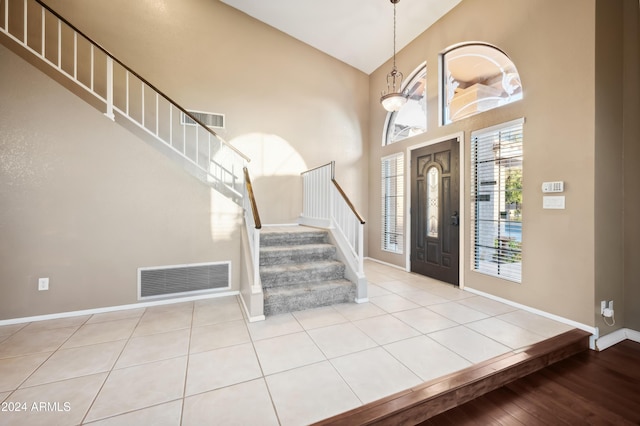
xmin=0 ymin=260 xmax=574 ymax=425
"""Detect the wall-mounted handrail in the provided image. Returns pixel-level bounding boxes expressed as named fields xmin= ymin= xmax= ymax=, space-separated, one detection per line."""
xmin=243 ymin=167 xmax=262 ymax=229
xmin=20 ymin=0 xmax=248 ymax=162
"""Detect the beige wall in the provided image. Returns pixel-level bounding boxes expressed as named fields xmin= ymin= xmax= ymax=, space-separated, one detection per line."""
xmin=623 ymin=0 xmax=640 ymax=331
xmin=368 ymin=0 xmax=598 ymax=325
xmin=0 ymin=43 xmax=242 ymax=319
xmin=45 ymin=0 xmax=370 ymax=225
xmin=0 ymin=0 xmax=369 ymax=320
xmin=594 ymin=0 xmax=625 ymax=333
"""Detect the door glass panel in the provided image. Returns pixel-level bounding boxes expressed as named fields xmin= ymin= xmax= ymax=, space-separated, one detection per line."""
xmin=427 ymin=166 xmax=439 ymax=238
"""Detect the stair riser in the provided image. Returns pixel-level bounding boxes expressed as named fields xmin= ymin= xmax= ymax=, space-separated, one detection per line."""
xmin=260 ymin=232 xmax=328 ymax=247
xmin=260 ymin=264 xmax=346 ymax=288
xmin=259 ymin=246 xmax=336 ymax=266
xmin=264 ymin=286 xmax=356 ymax=316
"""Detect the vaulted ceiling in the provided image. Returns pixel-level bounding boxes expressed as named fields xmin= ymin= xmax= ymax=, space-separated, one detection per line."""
xmin=220 ymin=0 xmax=462 ymax=74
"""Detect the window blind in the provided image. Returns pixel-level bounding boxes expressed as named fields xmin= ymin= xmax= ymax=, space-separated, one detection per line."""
xmin=381 ymin=154 xmax=404 ymax=254
xmin=471 ymin=119 xmax=524 ymax=282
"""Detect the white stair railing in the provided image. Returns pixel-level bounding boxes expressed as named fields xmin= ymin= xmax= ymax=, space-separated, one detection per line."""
xmin=1 ymin=0 xmax=249 ymax=203
xmin=300 ymin=162 xmax=365 ymax=275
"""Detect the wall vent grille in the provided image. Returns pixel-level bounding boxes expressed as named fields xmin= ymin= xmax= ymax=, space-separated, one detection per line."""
xmin=138 ymin=261 xmax=230 ymax=299
xmin=181 ymin=110 xmax=225 ymax=129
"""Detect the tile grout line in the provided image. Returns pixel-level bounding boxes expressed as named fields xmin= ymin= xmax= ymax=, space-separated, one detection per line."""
xmin=178 ymin=300 xmax=196 ymax=426
xmin=79 ymin=308 xmax=147 ymax=425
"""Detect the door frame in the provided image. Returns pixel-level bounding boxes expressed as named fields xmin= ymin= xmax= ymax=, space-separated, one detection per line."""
xmin=405 ymin=131 xmax=466 ymax=289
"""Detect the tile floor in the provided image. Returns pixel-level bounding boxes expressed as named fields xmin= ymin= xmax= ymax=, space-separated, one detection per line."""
xmin=0 ymin=260 xmax=574 ymax=425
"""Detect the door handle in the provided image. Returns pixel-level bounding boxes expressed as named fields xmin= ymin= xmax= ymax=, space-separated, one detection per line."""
xmin=451 ymin=211 xmax=459 ymax=226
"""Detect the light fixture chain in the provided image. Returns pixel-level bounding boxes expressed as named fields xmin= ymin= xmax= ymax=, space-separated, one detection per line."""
xmin=393 ymin=0 xmax=397 ymax=69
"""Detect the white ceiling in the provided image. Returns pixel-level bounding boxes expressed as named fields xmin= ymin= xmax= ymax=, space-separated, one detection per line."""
xmin=220 ymin=0 xmax=462 ymax=75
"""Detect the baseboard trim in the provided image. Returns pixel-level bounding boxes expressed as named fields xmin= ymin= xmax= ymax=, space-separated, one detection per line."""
xmin=364 ymin=257 xmax=407 ymax=271
xmin=595 ymin=328 xmax=640 ymax=351
xmin=0 ymin=290 xmax=240 ymax=326
xmin=463 ymin=286 xmax=597 ymax=337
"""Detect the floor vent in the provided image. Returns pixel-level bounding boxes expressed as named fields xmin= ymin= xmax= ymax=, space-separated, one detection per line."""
xmin=138 ymin=261 xmax=231 ymax=300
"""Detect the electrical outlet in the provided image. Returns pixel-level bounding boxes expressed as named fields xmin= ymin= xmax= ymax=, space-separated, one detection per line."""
xmin=600 ymin=300 xmax=607 ymax=315
xmin=602 ymin=300 xmax=614 ymax=318
xmin=38 ymin=277 xmax=49 ymax=291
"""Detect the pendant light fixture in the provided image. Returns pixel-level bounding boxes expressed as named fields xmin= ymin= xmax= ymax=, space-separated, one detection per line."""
xmin=380 ymin=0 xmax=408 ymax=112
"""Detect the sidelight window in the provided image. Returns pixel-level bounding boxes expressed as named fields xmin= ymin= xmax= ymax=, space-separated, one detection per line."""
xmin=381 ymin=153 xmax=404 ymax=253
xmin=471 ymin=119 xmax=523 ymax=282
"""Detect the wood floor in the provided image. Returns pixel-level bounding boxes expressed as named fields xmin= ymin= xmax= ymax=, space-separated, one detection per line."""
xmin=422 ymin=339 xmax=640 ymax=425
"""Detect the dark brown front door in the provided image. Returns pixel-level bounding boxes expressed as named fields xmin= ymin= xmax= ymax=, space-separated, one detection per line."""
xmin=411 ymin=138 xmax=460 ymax=285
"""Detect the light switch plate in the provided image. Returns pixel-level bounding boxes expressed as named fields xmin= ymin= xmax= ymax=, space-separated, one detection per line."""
xmin=543 ymin=196 xmax=565 ymax=209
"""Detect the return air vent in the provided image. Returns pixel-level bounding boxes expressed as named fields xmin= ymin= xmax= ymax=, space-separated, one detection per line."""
xmin=181 ymin=110 xmax=225 ymax=129
xmin=138 ymin=261 xmax=230 ymax=300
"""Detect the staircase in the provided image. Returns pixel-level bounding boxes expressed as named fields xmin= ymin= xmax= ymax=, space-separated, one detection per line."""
xmin=259 ymin=226 xmax=356 ymax=316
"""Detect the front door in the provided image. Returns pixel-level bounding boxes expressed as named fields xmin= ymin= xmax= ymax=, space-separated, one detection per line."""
xmin=411 ymin=138 xmax=460 ymax=285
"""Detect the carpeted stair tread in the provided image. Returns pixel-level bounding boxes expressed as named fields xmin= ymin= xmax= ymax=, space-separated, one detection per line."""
xmin=263 ymin=280 xmax=356 ymax=316
xmin=260 ymin=227 xmax=328 ymax=247
xmin=259 ymin=243 xmax=336 ymax=265
xmin=260 ymin=260 xmax=345 ymax=288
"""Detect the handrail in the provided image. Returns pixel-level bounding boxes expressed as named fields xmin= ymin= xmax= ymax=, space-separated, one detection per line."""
xmin=29 ymin=0 xmax=249 ymax=162
xmin=331 ymin=180 xmax=365 ymax=224
xmin=243 ymin=167 xmax=262 ymax=229
xmin=302 ymin=162 xmax=365 ymax=225
xmin=300 ymin=161 xmax=365 ymax=276
xmin=302 ymin=162 xmax=335 ymax=176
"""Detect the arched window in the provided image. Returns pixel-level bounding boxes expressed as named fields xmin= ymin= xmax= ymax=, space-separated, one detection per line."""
xmin=383 ymin=63 xmax=427 ymax=145
xmin=442 ymin=43 xmax=522 ymax=124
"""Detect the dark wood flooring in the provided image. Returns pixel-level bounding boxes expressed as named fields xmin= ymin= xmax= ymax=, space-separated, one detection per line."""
xmin=422 ymin=339 xmax=640 ymax=425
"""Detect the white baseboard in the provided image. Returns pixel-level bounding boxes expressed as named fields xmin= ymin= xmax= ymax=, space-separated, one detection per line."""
xmin=0 ymin=291 xmax=240 ymax=326
xmin=463 ymin=286 xmax=598 ymax=337
xmin=595 ymin=328 xmax=640 ymax=351
xmin=364 ymin=257 xmax=407 ymax=271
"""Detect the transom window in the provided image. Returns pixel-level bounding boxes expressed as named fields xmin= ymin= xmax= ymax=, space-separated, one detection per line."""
xmin=383 ymin=64 xmax=427 ymax=145
xmin=471 ymin=119 xmax=523 ymax=282
xmin=442 ymin=44 xmax=522 ymax=124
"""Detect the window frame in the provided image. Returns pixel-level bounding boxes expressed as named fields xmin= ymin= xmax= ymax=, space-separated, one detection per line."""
xmin=441 ymin=43 xmax=523 ymax=125
xmin=470 ymin=118 xmax=524 ymax=283
xmin=381 ymin=153 xmax=405 ymax=254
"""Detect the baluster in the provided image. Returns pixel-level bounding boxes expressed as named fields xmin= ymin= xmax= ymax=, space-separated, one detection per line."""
xmin=56 ymin=18 xmax=61 ymax=69
xmin=169 ymin=105 xmax=173 ymax=146
xmin=23 ymin=0 xmax=27 ymax=44
xmin=125 ymin=71 xmax=130 ymax=115
xmin=90 ymin=46 xmax=94 ymax=90
xmin=73 ymin=32 xmax=77 ymax=79
xmin=141 ymin=82 xmax=145 ymax=127
xmin=104 ymin=56 xmax=114 ymax=120
xmin=155 ymin=93 xmax=159 ymax=136
xmin=40 ymin=6 xmax=44 ymax=56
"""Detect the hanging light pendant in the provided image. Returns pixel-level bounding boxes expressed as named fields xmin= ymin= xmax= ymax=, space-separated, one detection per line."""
xmin=380 ymin=0 xmax=408 ymax=112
